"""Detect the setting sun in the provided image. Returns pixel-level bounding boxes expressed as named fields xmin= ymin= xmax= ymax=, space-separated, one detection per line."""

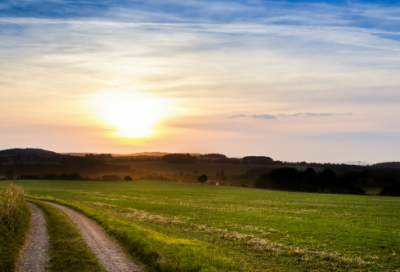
xmin=93 ymin=91 xmax=171 ymax=139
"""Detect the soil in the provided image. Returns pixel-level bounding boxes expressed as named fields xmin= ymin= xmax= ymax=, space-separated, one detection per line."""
xmin=16 ymin=202 xmax=50 ymax=272
xmin=46 ymin=202 xmax=141 ymax=272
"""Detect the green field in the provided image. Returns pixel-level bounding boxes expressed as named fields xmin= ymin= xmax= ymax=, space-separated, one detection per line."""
xmin=4 ymin=179 xmax=400 ymax=271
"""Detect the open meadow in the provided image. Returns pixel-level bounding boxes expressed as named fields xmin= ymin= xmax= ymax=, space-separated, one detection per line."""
xmin=3 ymin=179 xmax=400 ymax=271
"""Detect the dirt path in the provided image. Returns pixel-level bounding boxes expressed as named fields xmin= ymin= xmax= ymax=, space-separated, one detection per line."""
xmin=17 ymin=202 xmax=50 ymax=272
xmin=46 ymin=202 xmax=141 ymax=272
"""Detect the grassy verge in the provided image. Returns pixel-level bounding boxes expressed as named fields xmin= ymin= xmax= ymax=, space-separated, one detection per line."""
xmin=0 ymin=183 xmax=31 ymax=271
xmin=27 ymin=195 xmax=238 ymax=272
xmin=28 ymin=199 xmax=107 ymax=272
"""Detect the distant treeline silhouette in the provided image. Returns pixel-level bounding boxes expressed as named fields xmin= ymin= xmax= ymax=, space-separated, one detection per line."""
xmin=255 ymin=167 xmax=366 ymax=195
xmin=19 ymin=173 xmax=131 ymax=182
xmin=163 ymin=154 xmax=197 ymax=163
xmin=374 ymin=162 xmax=400 ymax=168
xmin=84 ymin=153 xmax=113 ymax=161
xmin=0 ymin=155 xmax=129 ymax=176
xmin=199 ymin=154 xmax=227 ymax=159
xmin=242 ymin=156 xmax=274 ymax=165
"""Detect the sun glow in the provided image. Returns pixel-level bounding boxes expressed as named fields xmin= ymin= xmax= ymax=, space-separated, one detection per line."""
xmin=93 ymin=91 xmax=171 ymax=139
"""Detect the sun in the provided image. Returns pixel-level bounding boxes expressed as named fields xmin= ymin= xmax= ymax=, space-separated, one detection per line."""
xmin=93 ymin=91 xmax=170 ymax=139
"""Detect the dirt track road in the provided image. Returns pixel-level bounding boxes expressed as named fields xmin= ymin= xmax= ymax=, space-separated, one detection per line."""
xmin=46 ymin=202 xmax=141 ymax=272
xmin=17 ymin=202 xmax=50 ymax=272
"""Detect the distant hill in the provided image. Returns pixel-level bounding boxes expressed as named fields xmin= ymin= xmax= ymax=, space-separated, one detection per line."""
xmin=64 ymin=152 xmax=170 ymax=157
xmin=0 ymin=148 xmax=57 ymax=157
xmin=113 ymin=152 xmax=170 ymax=157
xmin=64 ymin=152 xmax=203 ymax=157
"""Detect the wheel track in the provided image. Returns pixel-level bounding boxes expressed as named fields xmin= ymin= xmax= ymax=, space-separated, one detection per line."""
xmin=17 ymin=202 xmax=50 ymax=272
xmin=45 ymin=201 xmax=141 ymax=272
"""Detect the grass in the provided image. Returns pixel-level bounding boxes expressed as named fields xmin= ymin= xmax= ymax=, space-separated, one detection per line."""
xmin=0 ymin=183 xmax=31 ymax=271
xmin=29 ymin=199 xmax=107 ymax=272
xmin=27 ymin=196 xmax=237 ymax=272
xmin=6 ymin=179 xmax=400 ymax=271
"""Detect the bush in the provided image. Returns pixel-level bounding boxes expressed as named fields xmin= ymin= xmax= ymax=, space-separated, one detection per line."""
xmin=268 ymin=168 xmax=301 ymax=190
xmin=0 ymin=183 xmax=31 ymax=271
xmin=380 ymin=183 xmax=400 ymax=196
xmin=124 ymin=176 xmax=133 ymax=181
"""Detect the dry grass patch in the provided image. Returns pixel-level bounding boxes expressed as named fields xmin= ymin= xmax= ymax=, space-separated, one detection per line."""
xmin=0 ymin=183 xmax=31 ymax=271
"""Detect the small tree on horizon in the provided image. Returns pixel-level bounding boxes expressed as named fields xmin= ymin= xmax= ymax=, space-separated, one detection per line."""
xmin=198 ymin=174 xmax=208 ymax=186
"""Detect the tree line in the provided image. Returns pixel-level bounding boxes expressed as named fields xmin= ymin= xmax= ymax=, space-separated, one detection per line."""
xmin=254 ymin=167 xmax=366 ymax=195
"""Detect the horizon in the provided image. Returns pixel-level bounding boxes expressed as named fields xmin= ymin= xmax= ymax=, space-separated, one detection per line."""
xmin=0 ymin=147 xmax=377 ymax=165
xmin=1 ymin=0 xmax=400 ymax=163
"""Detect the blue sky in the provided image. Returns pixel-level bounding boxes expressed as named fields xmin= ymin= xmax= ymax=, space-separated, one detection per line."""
xmin=0 ymin=0 xmax=399 ymax=162
xmin=1 ymin=0 xmax=400 ymax=28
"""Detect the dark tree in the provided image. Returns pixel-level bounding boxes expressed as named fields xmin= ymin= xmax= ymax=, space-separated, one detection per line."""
xmin=5 ymin=170 xmax=14 ymax=180
xmin=380 ymin=182 xmax=400 ymax=196
xmin=198 ymin=174 xmax=208 ymax=185
xmin=124 ymin=176 xmax=133 ymax=181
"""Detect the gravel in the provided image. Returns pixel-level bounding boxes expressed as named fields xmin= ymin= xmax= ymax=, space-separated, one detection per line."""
xmin=16 ymin=202 xmax=50 ymax=272
xmin=46 ymin=202 xmax=141 ymax=272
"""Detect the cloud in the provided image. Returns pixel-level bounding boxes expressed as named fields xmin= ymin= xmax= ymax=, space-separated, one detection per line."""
xmin=277 ymin=113 xmax=353 ymax=118
xmin=251 ymin=114 xmax=277 ymax=120
xmin=229 ymin=113 xmax=352 ymax=120
xmin=229 ymin=114 xmax=247 ymax=118
xmin=0 ymin=0 xmax=400 ymax=163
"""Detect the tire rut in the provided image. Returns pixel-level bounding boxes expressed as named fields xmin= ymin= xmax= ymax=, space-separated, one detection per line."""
xmin=17 ymin=202 xmax=50 ymax=272
xmin=45 ymin=202 xmax=141 ymax=272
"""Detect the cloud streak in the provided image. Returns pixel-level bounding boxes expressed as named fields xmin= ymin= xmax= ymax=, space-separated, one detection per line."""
xmin=229 ymin=113 xmax=353 ymax=120
xmin=0 ymin=0 xmax=400 ymax=162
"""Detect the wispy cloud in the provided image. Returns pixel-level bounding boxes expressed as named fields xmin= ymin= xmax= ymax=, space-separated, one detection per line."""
xmin=230 ymin=113 xmax=353 ymax=120
xmin=277 ymin=113 xmax=353 ymax=118
xmin=252 ymin=114 xmax=277 ymax=120
xmin=0 ymin=0 xmax=400 ymax=162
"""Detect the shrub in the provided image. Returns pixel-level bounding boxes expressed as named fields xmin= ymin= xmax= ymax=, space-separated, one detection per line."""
xmin=0 ymin=183 xmax=31 ymax=271
xmin=380 ymin=183 xmax=400 ymax=196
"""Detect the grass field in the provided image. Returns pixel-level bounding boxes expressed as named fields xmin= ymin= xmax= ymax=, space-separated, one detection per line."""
xmin=4 ymin=179 xmax=400 ymax=271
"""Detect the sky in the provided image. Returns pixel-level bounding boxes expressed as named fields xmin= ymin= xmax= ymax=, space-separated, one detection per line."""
xmin=0 ymin=0 xmax=400 ymax=163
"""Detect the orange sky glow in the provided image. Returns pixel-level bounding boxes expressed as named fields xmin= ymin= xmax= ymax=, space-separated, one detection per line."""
xmin=1 ymin=2 xmax=400 ymax=163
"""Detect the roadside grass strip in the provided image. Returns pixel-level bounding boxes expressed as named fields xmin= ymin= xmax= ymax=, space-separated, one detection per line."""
xmin=0 ymin=183 xmax=31 ymax=271
xmin=27 ymin=195 xmax=239 ymax=272
xmin=29 ymin=199 xmax=107 ymax=272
